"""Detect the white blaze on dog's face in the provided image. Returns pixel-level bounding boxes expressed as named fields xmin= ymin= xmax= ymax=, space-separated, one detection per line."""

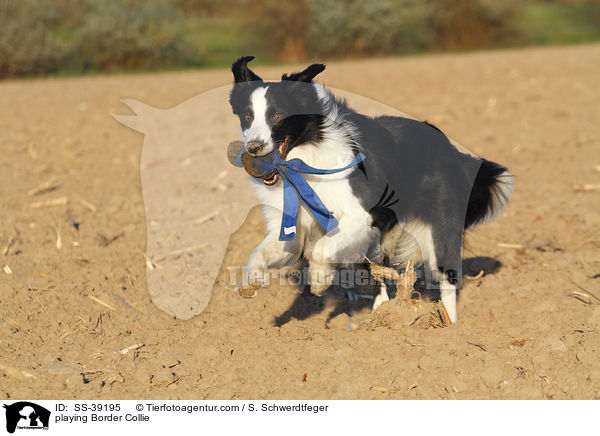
xmin=242 ymin=86 xmax=273 ymax=155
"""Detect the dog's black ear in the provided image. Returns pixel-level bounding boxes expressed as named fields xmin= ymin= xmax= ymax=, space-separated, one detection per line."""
xmin=232 ymin=56 xmax=262 ymax=83
xmin=282 ymin=64 xmax=326 ymax=82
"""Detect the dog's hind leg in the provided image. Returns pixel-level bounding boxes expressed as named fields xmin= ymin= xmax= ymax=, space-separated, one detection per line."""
xmin=404 ymin=220 xmax=462 ymax=322
xmin=426 ymin=228 xmax=463 ymax=323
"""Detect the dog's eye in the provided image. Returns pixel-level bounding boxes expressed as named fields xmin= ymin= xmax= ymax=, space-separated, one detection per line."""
xmin=244 ymin=113 xmax=252 ymax=123
xmin=272 ymin=113 xmax=282 ymax=122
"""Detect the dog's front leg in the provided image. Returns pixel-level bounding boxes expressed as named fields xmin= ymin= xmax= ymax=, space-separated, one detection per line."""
xmin=237 ymin=232 xmax=302 ymax=297
xmin=309 ymin=217 xmax=376 ymax=296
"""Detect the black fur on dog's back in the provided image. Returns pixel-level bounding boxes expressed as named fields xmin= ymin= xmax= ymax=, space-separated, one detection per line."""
xmin=372 ymin=115 xmax=512 ymax=232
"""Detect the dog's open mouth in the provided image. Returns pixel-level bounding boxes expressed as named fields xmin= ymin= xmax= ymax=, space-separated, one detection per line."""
xmin=263 ymin=136 xmax=289 ymax=185
xmin=263 ymin=173 xmax=280 ymax=185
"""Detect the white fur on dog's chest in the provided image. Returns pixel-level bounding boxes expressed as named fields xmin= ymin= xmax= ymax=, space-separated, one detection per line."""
xmin=249 ymin=139 xmax=375 ymax=260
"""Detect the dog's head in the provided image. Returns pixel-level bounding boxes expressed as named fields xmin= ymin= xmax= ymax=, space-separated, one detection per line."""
xmin=229 ymin=56 xmax=326 ymax=164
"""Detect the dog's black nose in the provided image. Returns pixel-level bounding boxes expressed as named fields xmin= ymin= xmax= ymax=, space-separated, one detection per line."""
xmin=246 ymin=141 xmax=263 ymax=155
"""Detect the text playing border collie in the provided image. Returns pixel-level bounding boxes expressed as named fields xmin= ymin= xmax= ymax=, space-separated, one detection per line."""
xmin=229 ymin=56 xmax=513 ymax=322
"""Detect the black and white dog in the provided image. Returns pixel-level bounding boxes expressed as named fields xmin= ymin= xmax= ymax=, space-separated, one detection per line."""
xmin=229 ymin=56 xmax=513 ymax=322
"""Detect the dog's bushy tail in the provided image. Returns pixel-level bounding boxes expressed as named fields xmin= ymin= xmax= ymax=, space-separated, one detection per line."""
xmin=465 ymin=159 xmax=513 ymax=229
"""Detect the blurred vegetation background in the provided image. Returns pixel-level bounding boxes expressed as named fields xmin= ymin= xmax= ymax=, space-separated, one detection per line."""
xmin=1 ymin=0 xmax=599 ymax=78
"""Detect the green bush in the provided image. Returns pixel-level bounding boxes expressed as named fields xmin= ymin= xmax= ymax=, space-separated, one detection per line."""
xmin=0 ymin=0 xmax=73 ymax=77
xmin=72 ymin=0 xmax=199 ymax=72
xmin=242 ymin=0 xmax=310 ymax=62
xmin=0 ymin=0 xmax=200 ymax=78
xmin=2 ymin=0 xmax=599 ymax=78
xmin=257 ymin=0 xmax=519 ymax=60
xmin=306 ymin=0 xmax=434 ymax=58
xmin=433 ymin=0 xmax=519 ymax=50
xmin=516 ymin=0 xmax=600 ymax=45
xmin=170 ymin=0 xmax=237 ymax=16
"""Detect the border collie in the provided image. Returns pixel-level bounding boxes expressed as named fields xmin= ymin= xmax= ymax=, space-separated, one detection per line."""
xmin=229 ymin=56 xmax=513 ymax=322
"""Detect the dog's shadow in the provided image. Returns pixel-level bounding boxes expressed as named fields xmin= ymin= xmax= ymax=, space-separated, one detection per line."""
xmin=273 ymin=256 xmax=501 ymax=327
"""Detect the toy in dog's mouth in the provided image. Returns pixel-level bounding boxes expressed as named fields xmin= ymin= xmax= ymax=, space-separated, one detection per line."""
xmin=261 ymin=137 xmax=289 ymax=185
xmin=227 ymin=137 xmax=290 ymax=185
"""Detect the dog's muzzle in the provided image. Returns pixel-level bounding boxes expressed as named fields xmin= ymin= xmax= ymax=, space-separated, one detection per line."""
xmin=246 ymin=140 xmax=264 ymax=155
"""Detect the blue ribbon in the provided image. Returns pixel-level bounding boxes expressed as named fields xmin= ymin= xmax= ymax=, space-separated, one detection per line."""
xmin=230 ymin=147 xmax=365 ymax=241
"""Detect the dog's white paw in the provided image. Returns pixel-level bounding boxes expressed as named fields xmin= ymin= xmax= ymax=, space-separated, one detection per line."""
xmin=234 ymin=281 xmax=263 ymax=299
xmin=309 ymin=263 xmax=335 ymax=296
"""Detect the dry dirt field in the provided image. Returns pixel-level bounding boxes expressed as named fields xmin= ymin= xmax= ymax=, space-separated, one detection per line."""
xmin=1 ymin=44 xmax=599 ymax=400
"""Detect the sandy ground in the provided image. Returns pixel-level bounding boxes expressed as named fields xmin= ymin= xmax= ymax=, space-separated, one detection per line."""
xmin=1 ymin=44 xmax=599 ymax=400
